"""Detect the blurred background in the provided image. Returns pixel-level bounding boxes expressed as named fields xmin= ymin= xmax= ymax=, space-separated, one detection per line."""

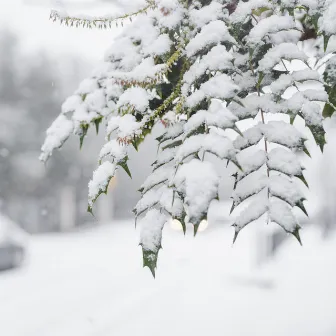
xmin=0 ymin=0 xmax=336 ymax=335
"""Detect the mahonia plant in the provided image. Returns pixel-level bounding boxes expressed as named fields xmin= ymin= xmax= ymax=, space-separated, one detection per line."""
xmin=41 ymin=0 xmax=336 ymax=276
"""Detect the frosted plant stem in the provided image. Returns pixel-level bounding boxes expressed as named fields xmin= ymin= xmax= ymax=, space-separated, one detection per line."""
xmin=249 ymin=52 xmax=269 ymax=177
xmin=280 ymin=59 xmax=300 ymax=93
xmin=251 ymin=14 xmax=258 ymax=24
xmin=315 ymin=55 xmax=334 ymax=71
xmin=256 ymin=74 xmax=270 ymax=224
xmin=256 ymin=86 xmax=269 ymax=178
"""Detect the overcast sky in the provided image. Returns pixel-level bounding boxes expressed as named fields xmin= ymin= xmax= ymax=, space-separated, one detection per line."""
xmin=0 ymin=0 xmax=143 ymax=61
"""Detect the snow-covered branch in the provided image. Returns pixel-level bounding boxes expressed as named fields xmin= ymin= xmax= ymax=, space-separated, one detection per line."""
xmin=42 ymin=0 xmax=336 ymax=275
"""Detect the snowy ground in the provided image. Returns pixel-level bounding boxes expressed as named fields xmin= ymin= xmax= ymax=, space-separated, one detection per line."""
xmin=0 ymin=221 xmax=336 ymax=336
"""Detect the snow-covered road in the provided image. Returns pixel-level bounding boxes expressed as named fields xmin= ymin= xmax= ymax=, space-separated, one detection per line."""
xmin=0 ymin=222 xmax=336 ymax=336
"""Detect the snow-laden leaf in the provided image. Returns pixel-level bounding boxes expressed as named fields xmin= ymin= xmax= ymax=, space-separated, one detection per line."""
xmin=109 ymin=57 xmax=166 ymax=85
xmin=143 ymin=33 xmax=172 ymax=57
xmin=247 ymin=15 xmax=296 ymax=45
xmin=117 ymin=87 xmax=156 ymax=114
xmin=324 ymin=56 xmax=336 ymax=87
xmin=99 ymin=140 xmax=131 ymax=177
xmin=173 ymin=159 xmax=219 ymax=228
xmin=135 ymin=185 xmax=185 ymax=230
xmin=40 ymin=115 xmax=74 ymax=163
xmin=284 ymin=91 xmax=326 ymax=151
xmin=237 ymin=150 xmax=267 ymax=182
xmin=106 ymin=114 xmax=144 ymax=140
xmin=189 ymin=1 xmax=225 ymax=28
xmin=156 ymin=0 xmax=185 ymax=29
xmin=323 ymin=56 xmax=336 ymax=118
xmin=234 ymin=94 xmax=282 ymax=118
xmin=267 ymin=148 xmax=303 ymax=177
xmin=232 ymin=171 xmax=268 ymax=210
xmin=62 ymin=95 xmax=83 ymax=114
xmin=99 ymin=139 xmax=128 ymax=164
xmin=134 ymin=188 xmax=160 ymax=218
xmin=268 ymin=30 xmax=301 ymax=46
xmin=152 ymin=147 xmax=177 ymax=170
xmin=186 ymin=74 xmax=239 ymax=109
xmin=234 ymin=125 xmax=263 ymax=150
xmin=200 ymin=74 xmax=240 ymax=99
xmin=269 ymin=175 xmax=307 ymax=215
xmin=139 ymin=209 xmax=167 ymax=277
xmin=270 ymin=70 xmax=321 ymax=96
xmin=183 ymin=45 xmax=233 ymax=87
xmin=289 ymin=90 xmax=328 ymax=108
xmin=269 ymin=199 xmax=301 ymax=244
xmin=175 ymin=133 xmax=236 ymax=164
xmin=72 ymin=104 xmax=99 ymax=135
xmin=258 ymin=43 xmax=308 ymax=73
xmin=156 ymin=123 xmax=184 ymax=144
xmin=159 ymin=186 xmax=185 ymax=232
xmin=185 ymin=20 xmax=236 ymax=57
xmin=139 ymin=166 xmax=171 ymax=194
xmin=75 ymin=78 xmax=99 ymax=95
xmin=184 ymin=100 xmax=237 ymax=137
xmin=162 ymin=138 xmax=183 ymax=151
xmin=230 ymin=0 xmax=272 ymax=23
xmin=259 ymin=121 xmax=306 ymax=149
xmin=320 ymin=0 xmax=336 ymax=36
xmin=88 ymin=161 xmax=116 ymax=212
xmin=85 ymin=89 xmax=106 ymax=112
xmin=304 ymin=123 xmax=326 ymax=152
xmin=301 ymin=101 xmax=324 ymax=126
xmin=233 ymin=193 xmax=269 ymax=242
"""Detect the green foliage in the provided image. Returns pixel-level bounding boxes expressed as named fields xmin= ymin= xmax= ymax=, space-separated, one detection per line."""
xmin=323 ymin=57 xmax=336 ymax=118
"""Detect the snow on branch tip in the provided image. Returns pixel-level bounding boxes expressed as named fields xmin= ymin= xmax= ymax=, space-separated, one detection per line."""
xmin=49 ymin=0 xmax=156 ymax=29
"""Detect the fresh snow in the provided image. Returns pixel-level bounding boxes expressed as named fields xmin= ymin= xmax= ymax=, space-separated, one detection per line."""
xmin=2 ymin=222 xmax=336 ymax=336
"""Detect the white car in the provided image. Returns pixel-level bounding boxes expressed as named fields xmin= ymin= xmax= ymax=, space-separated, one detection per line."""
xmin=0 ymin=214 xmax=27 ymax=271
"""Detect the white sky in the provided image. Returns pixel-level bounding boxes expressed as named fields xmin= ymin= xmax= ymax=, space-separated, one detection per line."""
xmin=0 ymin=0 xmax=140 ymax=62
